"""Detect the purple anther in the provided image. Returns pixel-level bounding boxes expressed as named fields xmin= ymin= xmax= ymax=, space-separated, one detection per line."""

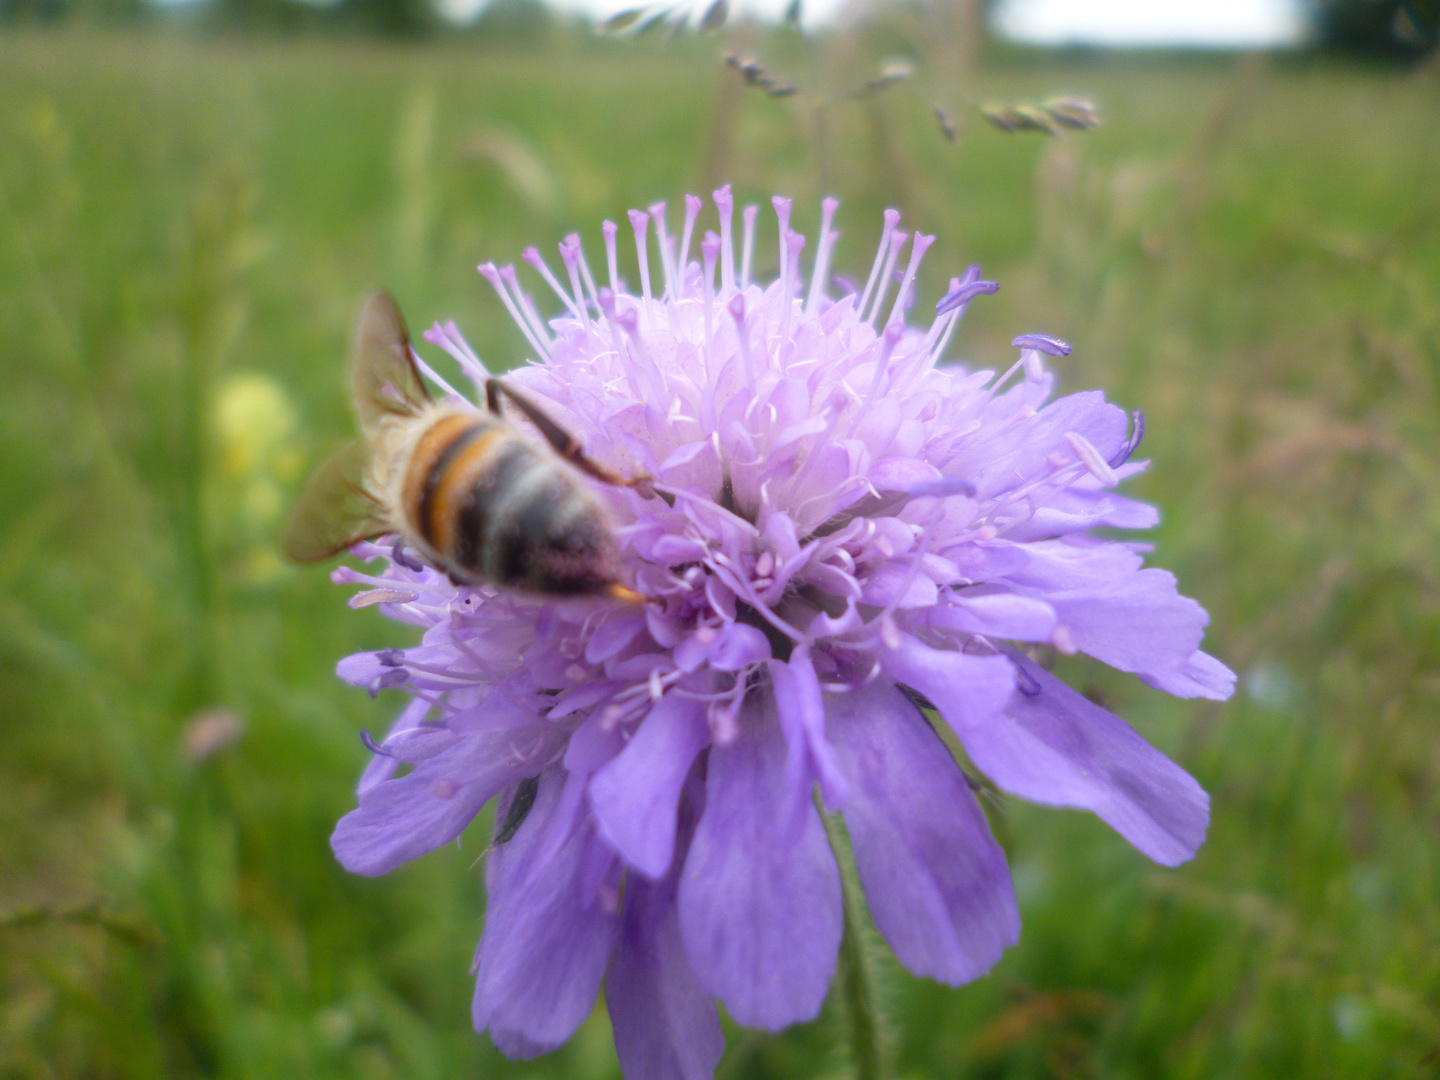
xmin=390 ymin=538 xmax=425 ymax=573
xmin=1109 ymin=409 xmax=1146 ymax=467
xmin=935 ymin=273 xmax=999 ymax=315
xmin=377 ymin=648 xmax=407 ymax=667
xmin=369 ymin=668 xmax=409 ymax=697
xmin=1011 ymin=334 xmax=1072 ymax=356
xmin=360 ymin=729 xmax=397 ymax=757
xmin=1013 ymin=662 xmax=1042 ymax=697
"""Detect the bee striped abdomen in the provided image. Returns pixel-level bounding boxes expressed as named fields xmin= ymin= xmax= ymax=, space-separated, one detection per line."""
xmin=401 ymin=412 xmax=494 ymax=547
xmin=455 ymin=440 xmax=544 ymax=581
xmin=396 ymin=403 xmax=623 ymax=594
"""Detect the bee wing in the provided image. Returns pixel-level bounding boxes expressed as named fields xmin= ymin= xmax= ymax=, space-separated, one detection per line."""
xmin=352 ymin=291 xmax=432 ymax=439
xmin=284 ymin=440 xmax=391 ymax=563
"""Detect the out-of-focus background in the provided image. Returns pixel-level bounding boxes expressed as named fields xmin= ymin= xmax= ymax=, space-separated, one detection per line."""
xmin=2 ymin=0 xmax=1438 ymax=1074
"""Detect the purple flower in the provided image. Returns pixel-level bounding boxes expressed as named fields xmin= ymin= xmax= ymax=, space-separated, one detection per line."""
xmin=326 ymin=190 xmax=1234 ymax=1077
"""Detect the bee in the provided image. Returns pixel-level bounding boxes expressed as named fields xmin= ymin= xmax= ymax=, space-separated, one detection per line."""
xmin=285 ymin=292 xmax=647 ymax=600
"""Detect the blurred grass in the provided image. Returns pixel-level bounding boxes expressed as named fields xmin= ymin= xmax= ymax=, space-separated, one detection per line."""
xmin=1 ymin=27 xmax=1438 ymax=1079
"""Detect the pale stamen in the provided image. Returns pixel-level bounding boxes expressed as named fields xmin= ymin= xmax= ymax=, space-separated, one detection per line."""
xmin=422 ymin=321 xmax=490 ymax=381
xmin=701 ymin=230 xmax=720 ymax=376
xmin=410 ymin=348 xmax=463 ymax=399
xmin=728 ymin=293 xmax=757 ymax=388
xmin=479 ymin=262 xmax=550 ymax=361
xmin=714 ymin=184 xmax=735 ymax=294
xmin=558 ymin=236 xmax=591 ymax=331
xmin=887 ymin=232 xmax=934 ymax=326
xmin=500 ymin=263 xmax=552 ymax=350
xmin=1064 ymin=431 xmax=1119 ymax=487
xmin=771 ymin=195 xmax=792 ymax=282
xmin=867 ymin=229 xmax=908 ymax=326
xmin=677 ymin=194 xmax=702 ymax=300
xmin=575 ymin=237 xmax=601 ymax=310
xmin=858 ymin=208 xmax=901 ymax=315
xmin=522 ymin=246 xmax=581 ymax=319
xmin=805 ymin=196 xmax=840 ymax=316
xmin=602 ymin=219 xmax=620 ymax=294
xmin=597 ymin=287 xmax=645 ymax=399
xmin=649 ymin=202 xmax=675 ymax=297
xmin=628 ymin=209 xmax=653 ymax=313
xmin=741 ymin=203 xmax=758 ymax=289
xmin=780 ymin=229 xmax=805 ymax=349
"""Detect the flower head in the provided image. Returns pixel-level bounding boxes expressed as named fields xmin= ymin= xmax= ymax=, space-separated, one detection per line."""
xmin=328 ymin=190 xmax=1234 ymax=1076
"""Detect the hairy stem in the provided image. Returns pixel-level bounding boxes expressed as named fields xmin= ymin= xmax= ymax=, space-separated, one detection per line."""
xmin=838 ymin=885 xmax=884 ymax=1080
xmin=822 ymin=801 xmax=885 ymax=1080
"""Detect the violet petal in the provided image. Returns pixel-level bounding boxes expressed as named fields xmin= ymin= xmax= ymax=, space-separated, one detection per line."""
xmin=677 ymin=692 xmax=843 ymax=1030
xmin=473 ymin=767 xmax=620 ymax=1057
xmin=828 ymin=679 xmax=1020 ymax=984
xmin=983 ymin=650 xmax=1209 ymax=866
xmin=332 ymin=726 xmax=565 ymax=876
xmin=590 ymin=693 xmax=711 ymax=879
xmin=607 ymin=875 xmax=724 ymax=1080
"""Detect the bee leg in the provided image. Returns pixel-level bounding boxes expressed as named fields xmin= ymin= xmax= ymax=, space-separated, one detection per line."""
xmin=485 ymin=378 xmax=657 ymax=498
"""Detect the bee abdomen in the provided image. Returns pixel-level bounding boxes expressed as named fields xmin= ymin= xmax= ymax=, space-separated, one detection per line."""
xmin=404 ymin=411 xmax=621 ymax=595
xmin=452 ymin=440 xmax=543 ymax=578
xmin=462 ymin=456 xmax=620 ymax=595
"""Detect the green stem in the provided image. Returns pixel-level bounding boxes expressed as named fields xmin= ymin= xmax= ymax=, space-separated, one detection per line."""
xmin=838 ymin=887 xmax=884 ymax=1080
xmin=822 ymin=799 xmax=885 ymax=1080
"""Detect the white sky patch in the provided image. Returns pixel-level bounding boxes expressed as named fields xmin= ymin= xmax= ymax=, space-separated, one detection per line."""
xmin=527 ymin=0 xmax=1306 ymax=41
xmin=479 ymin=0 xmax=852 ymax=27
xmin=438 ymin=0 xmax=487 ymax=21
xmin=992 ymin=0 xmax=1307 ymax=48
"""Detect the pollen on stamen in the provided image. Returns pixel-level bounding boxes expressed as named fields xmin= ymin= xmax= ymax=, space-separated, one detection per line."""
xmin=1064 ymin=431 xmax=1120 ymax=487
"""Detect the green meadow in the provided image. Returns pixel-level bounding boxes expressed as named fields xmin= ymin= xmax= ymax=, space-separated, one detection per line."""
xmin=1 ymin=27 xmax=1438 ymax=1078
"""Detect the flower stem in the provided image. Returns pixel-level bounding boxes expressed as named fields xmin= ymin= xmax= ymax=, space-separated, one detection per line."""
xmin=838 ymin=886 xmax=884 ymax=1080
xmin=822 ymin=803 xmax=886 ymax=1080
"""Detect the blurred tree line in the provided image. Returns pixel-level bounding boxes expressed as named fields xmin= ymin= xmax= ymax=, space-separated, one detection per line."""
xmin=1305 ymin=0 xmax=1440 ymax=55
xmin=0 ymin=0 xmax=558 ymax=40
xmin=1 ymin=0 xmax=1437 ymax=59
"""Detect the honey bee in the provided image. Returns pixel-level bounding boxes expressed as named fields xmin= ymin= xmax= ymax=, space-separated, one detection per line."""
xmin=285 ymin=292 xmax=647 ymax=600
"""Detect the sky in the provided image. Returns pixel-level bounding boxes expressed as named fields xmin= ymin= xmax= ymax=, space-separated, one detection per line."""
xmin=440 ymin=0 xmax=1308 ymax=46
xmin=992 ymin=0 xmax=1306 ymax=48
